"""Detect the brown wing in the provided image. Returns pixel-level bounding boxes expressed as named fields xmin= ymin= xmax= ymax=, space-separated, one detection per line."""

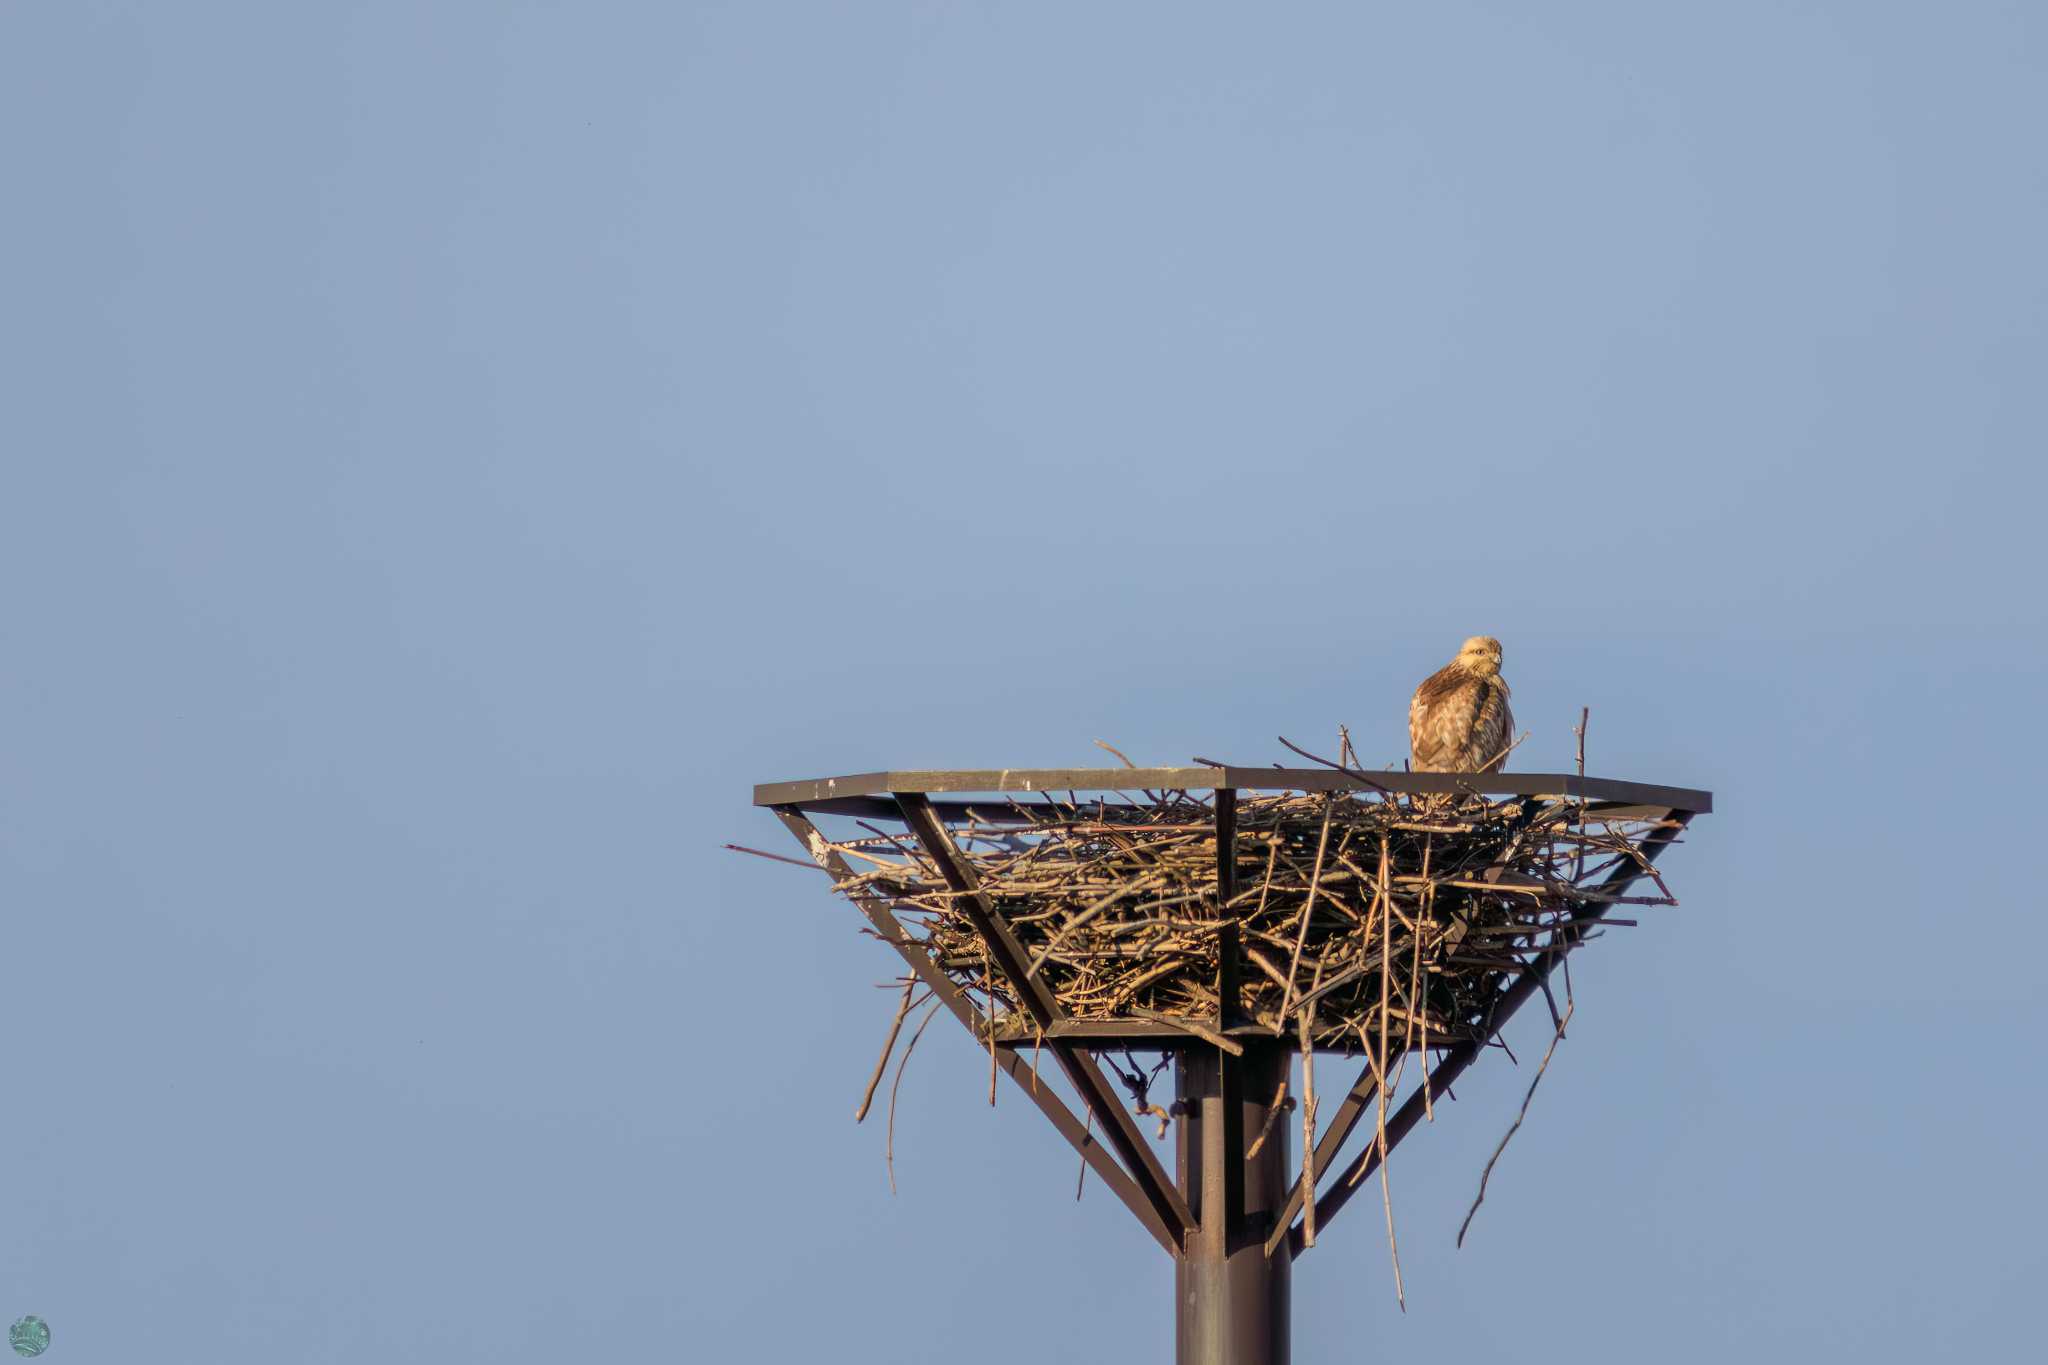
xmin=1410 ymin=664 xmax=1482 ymax=772
xmin=1473 ymin=682 xmax=1514 ymax=772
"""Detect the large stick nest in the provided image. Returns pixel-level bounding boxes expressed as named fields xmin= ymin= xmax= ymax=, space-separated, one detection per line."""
xmin=824 ymin=787 xmax=1678 ymax=1052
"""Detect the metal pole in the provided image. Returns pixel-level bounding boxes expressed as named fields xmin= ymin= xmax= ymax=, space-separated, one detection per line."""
xmin=1176 ymin=1042 xmax=1291 ymax=1365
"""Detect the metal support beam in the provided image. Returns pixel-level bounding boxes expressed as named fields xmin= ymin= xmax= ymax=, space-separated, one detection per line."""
xmin=895 ymin=792 xmax=1062 ymax=1026
xmin=771 ymin=807 xmax=1179 ymax=1254
xmin=1214 ymin=788 xmax=1241 ymax=1028
xmin=1177 ymin=1043 xmax=1290 ymax=1365
xmin=988 ymin=1017 xmax=1284 ymax=1046
xmin=1210 ymin=790 xmax=1248 ymax=1251
xmin=894 ymin=792 xmax=1195 ymax=1244
xmin=756 ymin=767 xmax=1713 ymax=816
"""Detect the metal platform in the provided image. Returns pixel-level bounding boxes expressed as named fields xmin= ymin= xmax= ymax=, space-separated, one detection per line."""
xmin=755 ymin=765 xmax=1711 ymax=1363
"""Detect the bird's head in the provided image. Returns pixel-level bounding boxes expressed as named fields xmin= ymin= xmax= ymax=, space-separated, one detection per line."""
xmin=1456 ymin=636 xmax=1504 ymax=677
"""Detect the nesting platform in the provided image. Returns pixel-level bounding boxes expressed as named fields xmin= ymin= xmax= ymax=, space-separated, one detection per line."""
xmin=753 ymin=765 xmax=1710 ymax=1275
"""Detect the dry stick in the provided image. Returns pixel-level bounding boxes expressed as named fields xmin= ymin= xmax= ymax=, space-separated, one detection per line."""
xmin=1251 ymin=832 xmax=1281 ymax=930
xmin=1027 ymin=872 xmax=1170 ymax=974
xmin=723 ymin=842 xmax=832 ymax=873
xmin=1297 ymin=1005 xmax=1319 ymax=1248
xmin=1075 ymin=1107 xmax=1094 ymax=1200
xmin=1341 ymin=833 xmax=1397 ymax=1183
xmin=885 ymin=999 xmax=944 ymax=1195
xmin=1277 ymin=734 xmax=1391 ymax=793
xmin=856 ymin=980 xmax=919 ymax=1122
xmin=1457 ymin=999 xmax=1575 ymax=1248
xmin=1379 ymin=872 xmax=1420 ymax=1105
xmin=1279 ymin=794 xmax=1338 ymax=1015
xmin=1473 ymin=730 xmax=1531 ymax=777
xmin=854 ymin=818 xmax=924 ymax=865
xmin=1093 ymin=738 xmax=1139 ymax=768
xmin=984 ymin=943 xmax=998 ymax=1106
xmin=1573 ymin=707 xmax=1591 ymax=887
xmin=1416 ymin=834 xmax=1435 ymax=1121
xmin=1092 ymin=739 xmax=1162 ymax=804
xmin=1363 ymin=832 xmax=1395 ymax=1187
xmin=1541 ymin=969 xmax=1571 ymax=1036
xmin=1128 ymin=1007 xmax=1244 ymax=1055
xmin=1526 ymin=710 xmax=1593 ymax=1038
xmin=1244 ymin=1074 xmax=1291 ymax=1161
xmin=1374 ymin=831 xmax=1405 ymax=1310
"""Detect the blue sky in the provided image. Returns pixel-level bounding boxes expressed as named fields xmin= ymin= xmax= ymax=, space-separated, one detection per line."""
xmin=3 ymin=3 xmax=2044 ymax=1361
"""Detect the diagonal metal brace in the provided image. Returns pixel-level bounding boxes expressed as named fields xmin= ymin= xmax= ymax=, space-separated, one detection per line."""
xmin=1214 ymin=788 xmax=1242 ymax=1026
xmin=895 ymin=792 xmax=1195 ymax=1245
xmin=770 ymin=806 xmax=1179 ymax=1254
xmin=1263 ymin=795 xmax=1544 ymax=1241
xmin=895 ymin=793 xmax=1062 ymax=1025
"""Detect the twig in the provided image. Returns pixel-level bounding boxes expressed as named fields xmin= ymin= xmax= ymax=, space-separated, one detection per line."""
xmin=1375 ymin=832 xmax=1405 ymax=1309
xmin=855 ymin=980 xmax=919 ymax=1123
xmin=1277 ymin=734 xmax=1390 ymax=792
xmin=1298 ymin=1007 xmax=1319 ymax=1248
xmin=1573 ymin=707 xmax=1591 ymax=888
xmin=1075 ymin=1108 xmax=1093 ymax=1200
xmin=1381 ymin=1150 xmax=1406 ymax=1311
xmin=1457 ymin=999 xmax=1575 ymax=1248
xmin=886 ymin=1000 xmax=944 ymax=1194
xmin=1244 ymin=1074 xmax=1292 ymax=1160
xmin=984 ymin=943 xmax=998 ymax=1106
xmin=1094 ymin=739 xmax=1161 ymax=803
xmin=1474 ymin=729 xmax=1531 ymax=776
xmin=723 ymin=843 xmax=831 ymax=873
xmin=1128 ymin=1007 xmax=1244 ymax=1055
xmin=1093 ymin=739 xmax=1140 ymax=768
xmin=1416 ymin=835 xmax=1434 ymax=1121
xmin=1279 ymin=794 xmax=1338 ymax=1014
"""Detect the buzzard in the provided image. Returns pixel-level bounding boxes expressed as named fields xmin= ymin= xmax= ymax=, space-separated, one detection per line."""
xmin=1408 ymin=636 xmax=1514 ymax=773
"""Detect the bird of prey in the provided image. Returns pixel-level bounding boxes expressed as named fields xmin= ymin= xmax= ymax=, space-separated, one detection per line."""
xmin=1409 ymin=636 xmax=1515 ymax=773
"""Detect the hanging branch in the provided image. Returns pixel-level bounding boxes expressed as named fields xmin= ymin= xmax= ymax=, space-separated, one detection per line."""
xmin=886 ymin=1000 xmax=944 ymax=1194
xmin=1457 ymin=998 xmax=1575 ymax=1248
xmin=856 ymin=980 xmax=921 ymax=1123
